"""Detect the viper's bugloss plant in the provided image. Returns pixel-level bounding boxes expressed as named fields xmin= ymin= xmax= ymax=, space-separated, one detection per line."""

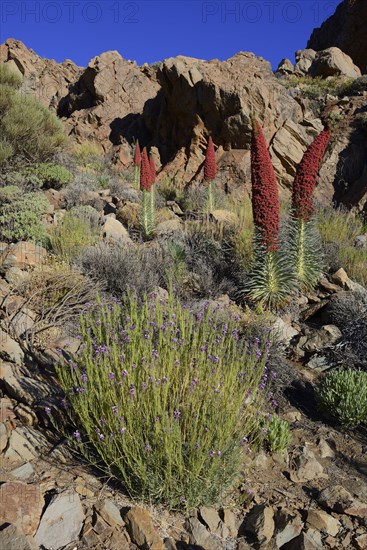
xmin=133 ymin=141 xmax=141 ymax=187
xmin=140 ymin=148 xmax=155 ymax=239
xmin=204 ymin=136 xmax=216 ymax=213
xmin=289 ymin=127 xmax=331 ymax=289
xmin=247 ymin=119 xmax=295 ymax=307
xmin=56 ymin=292 xmax=271 ymax=509
xmin=250 ymin=119 xmax=279 ymax=252
xmin=316 ymin=369 xmax=367 ymax=427
xmin=292 ymin=128 xmax=331 ymax=221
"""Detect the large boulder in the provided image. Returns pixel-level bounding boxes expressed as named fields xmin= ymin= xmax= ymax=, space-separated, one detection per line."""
xmin=309 ymin=47 xmax=361 ymax=78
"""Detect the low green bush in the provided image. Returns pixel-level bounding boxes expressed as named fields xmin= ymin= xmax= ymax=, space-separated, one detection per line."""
xmin=0 ymin=64 xmax=66 ymax=167
xmin=24 ymin=163 xmax=73 ymax=189
xmin=265 ymin=414 xmax=291 ymax=452
xmin=316 ymin=369 xmax=367 ymax=427
xmin=56 ymin=292 xmax=270 ymax=509
xmin=49 ymin=206 xmax=100 ymax=261
xmin=0 ymin=187 xmax=49 ymax=244
xmin=317 ymin=206 xmax=367 ymax=286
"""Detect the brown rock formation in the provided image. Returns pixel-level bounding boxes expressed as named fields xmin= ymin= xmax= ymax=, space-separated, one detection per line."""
xmin=307 ymin=0 xmax=367 ymax=74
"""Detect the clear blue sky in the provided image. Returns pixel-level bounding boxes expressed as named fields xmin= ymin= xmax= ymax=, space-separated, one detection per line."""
xmin=1 ymin=1 xmax=340 ymax=68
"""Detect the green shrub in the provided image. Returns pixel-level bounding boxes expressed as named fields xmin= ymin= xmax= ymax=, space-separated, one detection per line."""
xmin=0 ymin=187 xmax=49 ymax=244
xmin=71 ymin=141 xmax=104 ymax=170
xmin=23 ymin=163 xmax=73 ymax=189
xmin=0 ymin=64 xmax=66 ymax=167
xmin=265 ymin=415 xmax=292 ymax=452
xmin=317 ymin=206 xmax=367 ymax=286
xmin=49 ymin=206 xmax=100 ymax=260
xmin=316 ymin=369 xmax=367 ymax=427
xmin=56 ymin=292 xmax=269 ymax=509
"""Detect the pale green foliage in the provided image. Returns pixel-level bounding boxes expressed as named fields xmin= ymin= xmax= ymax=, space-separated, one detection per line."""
xmin=140 ymin=189 xmax=156 ymax=240
xmin=265 ymin=415 xmax=292 ymax=452
xmin=316 ymin=369 xmax=367 ymax=427
xmin=49 ymin=206 xmax=100 ymax=260
xmin=0 ymin=64 xmax=66 ymax=167
xmin=23 ymin=163 xmax=73 ymax=189
xmin=71 ymin=141 xmax=104 ymax=171
xmin=56 ymin=292 xmax=269 ymax=509
xmin=4 ymin=163 xmax=73 ymax=190
xmin=246 ymin=240 xmax=297 ymax=308
xmin=0 ymin=186 xmax=49 ymax=243
xmin=288 ymin=216 xmax=323 ymax=290
xmin=317 ymin=206 xmax=367 ymax=286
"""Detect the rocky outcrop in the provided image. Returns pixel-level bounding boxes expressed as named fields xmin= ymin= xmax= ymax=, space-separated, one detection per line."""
xmin=278 ymin=47 xmax=361 ymax=79
xmin=146 ymin=53 xmax=322 ymax=189
xmin=307 ymin=0 xmax=367 ymax=74
xmin=0 ymin=39 xmax=322 ymax=192
xmin=0 ymin=38 xmax=82 ymax=109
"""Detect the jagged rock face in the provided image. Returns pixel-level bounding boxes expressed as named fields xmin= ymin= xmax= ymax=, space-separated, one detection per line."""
xmin=58 ymin=50 xmax=161 ymax=163
xmin=1 ymin=40 xmax=323 ymax=192
xmin=144 ymin=53 xmax=322 ymax=188
xmin=0 ymin=39 xmax=82 ymax=109
xmin=307 ymin=0 xmax=367 ymax=74
xmin=314 ymin=93 xmax=367 ymax=211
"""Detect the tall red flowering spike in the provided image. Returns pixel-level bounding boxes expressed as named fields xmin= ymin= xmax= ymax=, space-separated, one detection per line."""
xmin=204 ymin=136 xmax=216 ymax=181
xmin=292 ymin=128 xmax=331 ymax=221
xmin=134 ymin=141 xmax=141 ymax=166
xmin=140 ymin=147 xmax=151 ymax=191
xmin=149 ymin=155 xmax=156 ymax=185
xmin=251 ymin=118 xmax=280 ymax=252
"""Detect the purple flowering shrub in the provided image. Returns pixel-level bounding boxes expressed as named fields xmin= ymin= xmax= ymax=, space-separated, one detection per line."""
xmin=56 ymin=292 xmax=271 ymax=509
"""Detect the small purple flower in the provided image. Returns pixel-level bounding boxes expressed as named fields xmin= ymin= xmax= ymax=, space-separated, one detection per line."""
xmin=262 ymin=427 xmax=268 ymax=434
xmin=270 ymin=370 xmax=277 ymax=380
xmin=73 ymin=430 xmax=81 ymax=440
xmin=99 ymin=433 xmax=105 ymax=440
xmin=112 ymin=406 xmax=118 ymax=415
xmin=76 ymin=387 xmax=85 ymax=394
xmin=145 ymin=444 xmax=152 ymax=452
xmin=152 ymin=349 xmax=159 ymax=359
xmin=119 ymin=426 xmax=126 ymax=434
xmin=208 ymin=450 xmax=214 ymax=458
xmin=162 ymin=377 xmax=168 ymax=384
xmin=122 ymin=369 xmax=128 ymax=377
xmin=129 ymin=384 xmax=135 ymax=396
xmin=141 ymin=382 xmax=147 ymax=391
xmin=255 ymin=350 xmax=262 ymax=358
xmin=216 ymin=450 xmax=222 ymax=457
xmin=44 ymin=407 xmax=52 ymax=415
xmin=100 ymin=418 xmax=106 ymax=426
xmin=81 ymin=372 xmax=88 ymax=382
xmin=173 ymin=410 xmax=181 ymax=420
xmin=109 ymin=372 xmax=115 ymax=380
xmin=143 ymin=331 xmax=150 ymax=339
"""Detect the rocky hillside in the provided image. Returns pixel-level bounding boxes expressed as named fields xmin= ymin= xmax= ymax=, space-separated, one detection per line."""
xmin=308 ymin=0 xmax=367 ymax=74
xmin=1 ymin=2 xmax=367 ymax=209
xmin=0 ymin=38 xmax=323 ymax=194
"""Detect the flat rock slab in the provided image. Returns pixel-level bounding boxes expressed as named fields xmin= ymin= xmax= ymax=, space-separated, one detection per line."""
xmin=0 ymin=481 xmax=44 ymax=535
xmin=35 ymin=490 xmax=84 ymax=549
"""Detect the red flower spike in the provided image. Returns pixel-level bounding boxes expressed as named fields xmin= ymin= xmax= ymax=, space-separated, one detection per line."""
xmin=149 ymin=155 xmax=156 ymax=186
xmin=140 ymin=147 xmax=151 ymax=192
xmin=134 ymin=141 xmax=141 ymax=166
xmin=292 ymin=128 xmax=331 ymax=221
xmin=204 ymin=136 xmax=216 ymax=182
xmin=251 ymin=119 xmax=280 ymax=252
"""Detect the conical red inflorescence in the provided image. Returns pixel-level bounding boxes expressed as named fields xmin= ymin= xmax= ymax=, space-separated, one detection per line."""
xmin=292 ymin=128 xmax=331 ymax=221
xmin=149 ymin=154 xmax=156 ymax=186
xmin=134 ymin=141 xmax=141 ymax=166
xmin=251 ymin=118 xmax=280 ymax=252
xmin=204 ymin=136 xmax=216 ymax=181
xmin=140 ymin=147 xmax=151 ymax=191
